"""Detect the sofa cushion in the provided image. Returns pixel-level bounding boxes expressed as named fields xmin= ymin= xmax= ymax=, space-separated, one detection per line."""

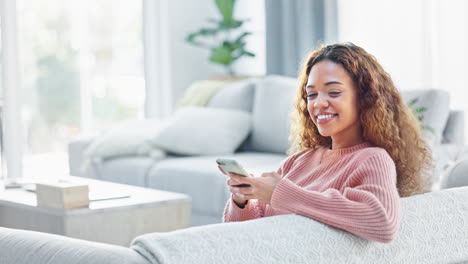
xmin=400 ymin=89 xmax=450 ymax=147
xmin=83 ymin=120 xmax=167 ymax=160
xmin=176 ymin=79 xmax=237 ymax=108
xmin=86 ymin=157 xmax=158 ymax=187
xmin=207 ymin=78 xmax=256 ymax=112
xmin=246 ymin=75 xmax=297 ymax=154
xmin=146 ymin=152 xmax=287 ymax=222
xmin=81 ymin=120 xmax=168 ymax=175
xmin=152 ymin=107 xmax=252 ymax=155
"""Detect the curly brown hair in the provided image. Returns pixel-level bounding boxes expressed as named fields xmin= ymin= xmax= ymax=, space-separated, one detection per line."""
xmin=289 ymin=43 xmax=433 ymax=197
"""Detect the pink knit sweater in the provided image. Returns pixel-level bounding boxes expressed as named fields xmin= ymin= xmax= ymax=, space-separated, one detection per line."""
xmin=223 ymin=142 xmax=400 ymax=243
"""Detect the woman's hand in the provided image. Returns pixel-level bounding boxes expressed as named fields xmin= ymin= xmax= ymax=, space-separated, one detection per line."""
xmin=218 ymin=166 xmax=249 ymax=207
xmin=227 ymin=171 xmax=282 ymax=205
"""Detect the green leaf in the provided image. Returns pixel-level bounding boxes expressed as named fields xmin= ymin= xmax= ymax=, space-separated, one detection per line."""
xmin=186 ymin=33 xmax=197 ymax=43
xmin=243 ymin=51 xmax=255 ymax=57
xmin=408 ymin=98 xmax=418 ymax=106
xmin=414 ymin=107 xmax=427 ymax=113
xmin=185 ymin=28 xmax=220 ymax=47
xmin=215 ymin=0 xmax=235 ymax=24
xmin=210 ymin=46 xmax=234 ymax=65
xmin=222 ymin=40 xmax=240 ymax=51
xmin=421 ymin=125 xmax=435 ymax=134
xmin=234 ymin=32 xmax=251 ymax=44
xmin=407 ymin=97 xmax=435 ymax=134
xmin=199 ymin=28 xmax=220 ymax=35
xmin=219 ymin=19 xmax=243 ymax=29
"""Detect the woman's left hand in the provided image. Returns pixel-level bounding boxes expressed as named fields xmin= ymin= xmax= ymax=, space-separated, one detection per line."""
xmin=228 ymin=172 xmax=282 ymax=205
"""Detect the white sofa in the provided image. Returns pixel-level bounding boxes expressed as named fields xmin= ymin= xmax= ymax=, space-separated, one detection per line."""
xmin=1 ymin=185 xmax=467 ymax=264
xmin=68 ymin=75 xmax=466 ymax=226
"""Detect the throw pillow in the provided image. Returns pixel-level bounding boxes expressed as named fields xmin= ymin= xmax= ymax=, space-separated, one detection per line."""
xmin=81 ymin=120 xmax=168 ymax=173
xmin=176 ymin=79 xmax=238 ymax=108
xmin=151 ymin=107 xmax=251 ymax=155
xmin=207 ymin=78 xmax=256 ymax=112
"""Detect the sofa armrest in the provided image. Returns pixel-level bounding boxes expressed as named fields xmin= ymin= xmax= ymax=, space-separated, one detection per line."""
xmin=440 ymin=156 xmax=468 ymax=189
xmin=0 ymin=227 xmax=148 ymax=264
xmin=443 ymin=110 xmax=464 ymax=145
xmin=68 ymin=136 xmax=94 ymax=177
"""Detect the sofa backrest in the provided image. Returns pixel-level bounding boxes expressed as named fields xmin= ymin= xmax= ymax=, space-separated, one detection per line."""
xmin=207 ymin=75 xmax=461 ymax=154
xmin=243 ymin=75 xmax=297 ymax=154
xmin=400 ymin=89 xmax=450 ymax=147
xmin=131 ymin=186 xmax=468 ymax=263
xmin=206 ymin=78 xmax=256 ymax=112
xmin=443 ymin=110 xmax=465 ymax=145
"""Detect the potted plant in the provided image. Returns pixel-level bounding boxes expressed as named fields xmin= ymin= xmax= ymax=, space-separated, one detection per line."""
xmin=185 ymin=0 xmax=255 ymax=77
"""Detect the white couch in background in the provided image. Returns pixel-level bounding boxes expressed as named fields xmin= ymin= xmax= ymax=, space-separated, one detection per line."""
xmin=68 ymin=75 xmax=466 ymax=226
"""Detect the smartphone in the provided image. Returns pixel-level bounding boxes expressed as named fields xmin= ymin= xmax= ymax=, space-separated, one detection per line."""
xmin=216 ymin=158 xmax=251 ymax=187
xmin=216 ymin=158 xmax=250 ymax=177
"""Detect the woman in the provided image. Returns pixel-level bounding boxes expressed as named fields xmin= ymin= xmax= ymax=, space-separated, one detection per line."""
xmin=219 ymin=43 xmax=432 ymax=243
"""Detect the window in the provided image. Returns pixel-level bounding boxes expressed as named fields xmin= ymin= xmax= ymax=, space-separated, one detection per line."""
xmin=18 ymin=0 xmax=144 ymax=176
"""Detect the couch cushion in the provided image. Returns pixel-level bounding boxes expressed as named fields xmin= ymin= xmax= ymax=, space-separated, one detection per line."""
xmin=146 ymin=152 xmax=287 ymax=220
xmin=176 ymin=79 xmax=236 ymax=108
xmin=400 ymin=89 xmax=450 ymax=147
xmin=206 ymin=78 xmax=256 ymax=112
xmin=151 ymin=107 xmax=251 ymax=155
xmin=246 ymin=75 xmax=297 ymax=154
xmin=82 ymin=120 xmax=167 ymax=164
xmin=86 ymin=157 xmax=157 ymax=187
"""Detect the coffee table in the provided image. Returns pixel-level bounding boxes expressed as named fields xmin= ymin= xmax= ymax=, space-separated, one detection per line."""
xmin=0 ymin=176 xmax=191 ymax=246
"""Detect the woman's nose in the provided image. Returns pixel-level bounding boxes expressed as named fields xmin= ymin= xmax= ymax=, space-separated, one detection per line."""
xmin=314 ymin=94 xmax=329 ymax=108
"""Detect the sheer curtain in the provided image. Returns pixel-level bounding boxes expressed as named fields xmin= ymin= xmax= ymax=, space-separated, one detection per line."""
xmin=1 ymin=0 xmax=23 ymax=180
xmin=265 ymin=0 xmax=338 ymax=77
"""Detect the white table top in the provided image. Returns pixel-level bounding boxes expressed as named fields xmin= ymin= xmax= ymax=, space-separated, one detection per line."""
xmin=0 ymin=176 xmax=191 ymax=216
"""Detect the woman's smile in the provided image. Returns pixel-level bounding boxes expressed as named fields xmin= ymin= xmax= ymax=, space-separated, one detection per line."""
xmin=316 ymin=112 xmax=338 ymax=125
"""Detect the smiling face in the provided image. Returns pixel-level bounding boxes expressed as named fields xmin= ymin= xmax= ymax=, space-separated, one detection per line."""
xmin=306 ymin=59 xmax=363 ymax=148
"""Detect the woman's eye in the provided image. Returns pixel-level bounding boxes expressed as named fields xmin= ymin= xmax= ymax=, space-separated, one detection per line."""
xmin=307 ymin=93 xmax=317 ymax=99
xmin=329 ymin=92 xmax=341 ymax=97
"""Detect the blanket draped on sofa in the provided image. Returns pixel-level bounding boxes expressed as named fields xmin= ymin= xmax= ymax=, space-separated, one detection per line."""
xmin=131 ymin=186 xmax=468 ymax=264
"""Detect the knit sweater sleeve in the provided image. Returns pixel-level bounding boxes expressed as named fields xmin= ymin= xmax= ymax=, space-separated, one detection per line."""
xmin=222 ymin=196 xmax=267 ymax=222
xmin=223 ymin=152 xmax=301 ymax=222
xmin=270 ymin=152 xmax=400 ymax=243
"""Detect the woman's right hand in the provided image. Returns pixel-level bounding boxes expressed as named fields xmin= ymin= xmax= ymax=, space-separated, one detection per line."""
xmin=218 ymin=165 xmax=249 ymax=207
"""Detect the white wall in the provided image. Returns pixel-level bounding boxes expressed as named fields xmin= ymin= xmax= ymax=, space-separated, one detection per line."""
xmin=165 ymin=0 xmax=222 ymax=108
xmin=338 ymin=0 xmax=425 ymax=91
xmin=163 ymin=0 xmax=266 ymax=109
xmin=232 ymin=0 xmax=266 ymax=76
xmin=338 ymin=0 xmax=468 ymax=143
xmin=437 ymin=0 xmax=468 ymax=122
